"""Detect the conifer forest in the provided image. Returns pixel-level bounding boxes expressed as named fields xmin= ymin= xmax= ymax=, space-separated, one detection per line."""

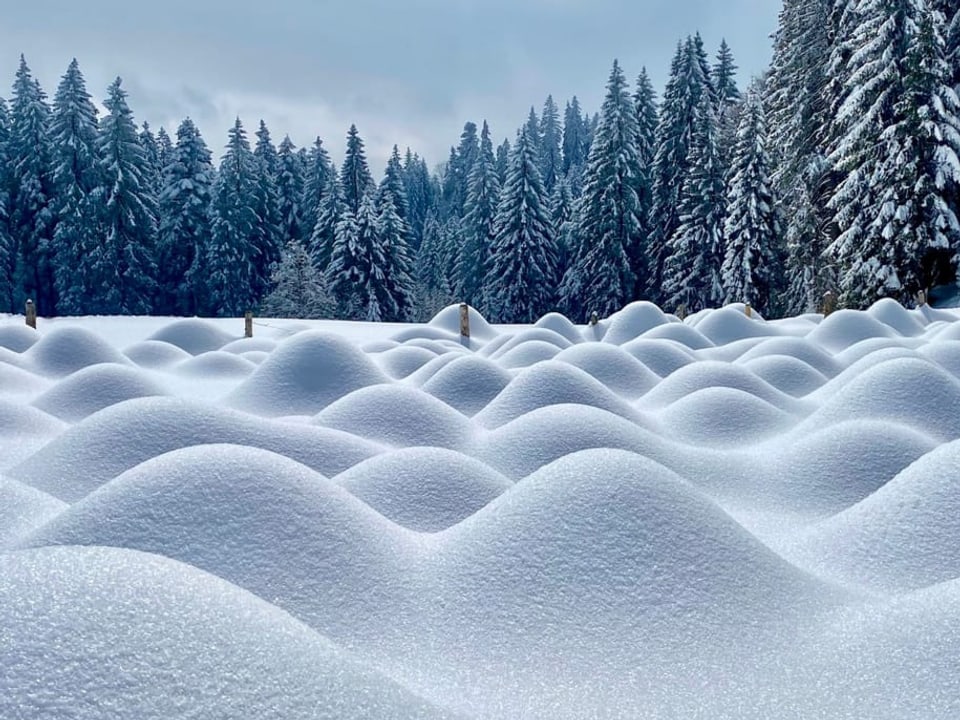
xmin=0 ymin=0 xmax=958 ymax=322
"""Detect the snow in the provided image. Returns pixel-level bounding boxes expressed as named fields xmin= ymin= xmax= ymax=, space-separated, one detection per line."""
xmin=3 ymin=300 xmax=960 ymax=718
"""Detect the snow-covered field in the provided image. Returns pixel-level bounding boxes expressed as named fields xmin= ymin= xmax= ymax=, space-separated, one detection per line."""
xmin=3 ymin=300 xmax=960 ymax=719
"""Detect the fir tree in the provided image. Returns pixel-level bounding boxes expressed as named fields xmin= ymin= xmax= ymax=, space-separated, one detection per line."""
xmin=310 ymin=169 xmax=342 ymax=272
xmin=828 ymin=0 xmax=960 ymax=306
xmin=85 ymin=78 xmax=158 ymax=314
xmin=156 ymin=127 xmax=173 ymax=171
xmin=49 ymin=59 xmax=100 ymax=315
xmin=301 ymin=137 xmax=332 ymax=235
xmin=634 ymin=68 xmax=658 ymax=284
xmin=495 ymin=138 xmax=511 ymax=185
xmin=562 ymin=60 xmax=643 ymax=318
xmin=402 ymin=149 xmax=435 ymax=249
xmin=459 ymin=120 xmax=501 ymax=309
xmin=376 ymin=190 xmax=416 ymax=321
xmin=276 ymin=135 xmax=305 ymax=244
xmin=157 ymin=117 xmax=215 ymax=315
xmin=441 ymin=122 xmax=479 ymax=219
xmin=562 ymin=96 xmax=589 ymax=182
xmin=340 ymin=124 xmax=374 ymax=213
xmin=207 ymin=118 xmax=260 ymax=316
xmin=379 ymin=145 xmax=410 ymax=222
xmin=712 ymin=40 xmax=742 ymax=159
xmin=485 ymin=126 xmax=557 ymax=323
xmin=139 ymin=122 xmax=164 ymax=196
xmin=415 ymin=212 xmax=454 ymax=320
xmin=539 ymin=95 xmax=563 ymax=193
xmin=260 ymin=238 xmax=334 ymax=318
xmin=648 ymin=38 xmax=714 ymax=301
xmin=252 ymin=120 xmax=282 ymax=299
xmin=550 ymin=176 xmax=575 ymax=281
xmin=721 ymin=83 xmax=781 ymax=314
xmin=0 ymin=99 xmax=13 ymax=312
xmin=9 ymin=56 xmax=56 ymax=314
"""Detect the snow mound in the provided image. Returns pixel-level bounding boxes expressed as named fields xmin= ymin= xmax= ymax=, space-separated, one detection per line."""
xmin=315 ymin=385 xmax=473 ymax=449
xmin=601 ymin=301 xmax=671 ymax=344
xmin=736 ymin=336 xmax=841 ymax=377
xmin=741 ymin=354 xmax=829 ymax=397
xmin=0 ymin=478 xmax=66 ymax=548
xmin=9 ymin=397 xmax=383 ymax=502
xmin=762 ymin=420 xmax=937 ymax=513
xmin=694 ymin=306 xmax=776 ymax=345
xmin=31 ymin=363 xmax=167 ymax=422
xmin=932 ymin=321 xmax=960 ymax=341
xmin=0 ymin=359 xmax=49 ymax=397
xmin=0 ymin=400 xmax=65 ymax=439
xmin=640 ymin=321 xmax=714 ymax=349
xmin=228 ymin=330 xmax=388 ymax=417
xmin=25 ymin=327 xmax=130 ymax=376
xmin=495 ymin=339 xmax=563 ymax=368
xmin=175 ymin=351 xmax=257 ymax=377
xmin=867 ymin=298 xmax=927 ymax=336
xmin=477 ymin=404 xmax=672 ymax=479
xmin=639 ymin=360 xmax=803 ymax=413
xmin=807 ymin=309 xmax=897 ymax=351
xmin=240 ymin=350 xmax=269 ymax=365
xmin=800 ymin=357 xmax=960 ymax=441
xmin=474 ymin=360 xmax=647 ymax=429
xmin=0 ymin=545 xmax=455 ymax=720
xmin=833 ymin=337 xmax=922 ymax=367
xmin=657 ymin=387 xmax=798 ymax=446
xmin=428 ymin=303 xmax=497 ymax=341
xmin=533 ymin=312 xmax=584 ymax=343
xmin=437 ymin=450 xmax=841 ymax=634
xmin=123 ymin=339 xmax=193 ymax=367
xmin=403 ymin=352 xmax=463 ymax=386
xmin=619 ymin=337 xmax=695 ymax=376
xmin=375 ymin=345 xmax=439 ymax=379
xmin=491 ymin=328 xmax=575 ymax=357
xmin=554 ymin=343 xmax=661 ymax=399
xmin=791 ymin=439 xmax=960 ymax=591
xmin=335 ymin=447 xmax=512 ymax=532
xmin=147 ymin=318 xmax=236 ymax=354
xmin=219 ymin=336 xmax=279 ymax=354
xmin=420 ymin=355 xmax=512 ymax=416
xmin=21 ymin=446 xmax=412 ymax=639
xmin=0 ymin=324 xmax=38 ymax=352
xmin=918 ymin=340 xmax=960 ymax=379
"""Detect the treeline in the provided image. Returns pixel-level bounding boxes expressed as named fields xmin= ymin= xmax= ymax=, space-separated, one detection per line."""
xmin=1 ymin=0 xmax=958 ymax=322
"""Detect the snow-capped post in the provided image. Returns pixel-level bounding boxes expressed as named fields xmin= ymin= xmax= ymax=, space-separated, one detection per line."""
xmin=244 ymin=311 xmax=253 ymax=338
xmin=24 ymin=300 xmax=36 ymax=329
xmin=745 ymin=303 xmax=752 ymax=318
xmin=459 ymin=303 xmax=470 ymax=346
xmin=822 ymin=291 xmax=836 ymax=317
xmin=677 ymin=304 xmax=687 ymax=321
xmin=916 ymin=290 xmax=927 ymax=307
xmin=589 ymin=311 xmax=599 ymax=326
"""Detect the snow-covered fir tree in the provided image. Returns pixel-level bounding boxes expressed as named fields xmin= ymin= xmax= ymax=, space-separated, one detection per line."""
xmin=663 ymin=86 xmax=726 ymax=313
xmin=415 ymin=212 xmax=455 ymax=319
xmin=562 ymin=96 xmax=590 ymax=190
xmin=721 ymin=82 xmax=781 ymax=314
xmin=0 ymin=99 xmax=13 ymax=312
xmin=458 ymin=120 xmax=501 ymax=310
xmin=276 ymin=135 xmax=306 ymax=244
xmin=49 ymin=59 xmax=100 ymax=315
xmin=84 ymin=77 xmax=158 ymax=315
xmin=539 ymin=95 xmax=563 ymax=193
xmin=139 ymin=122 xmax=164 ymax=196
xmin=441 ymin=122 xmax=480 ymax=220
xmin=259 ymin=238 xmax=334 ymax=319
xmin=634 ymin=67 xmax=658 ymax=285
xmin=828 ymin=0 xmax=960 ymax=306
xmin=767 ymin=0 xmax=835 ymax=313
xmin=301 ymin=137 xmax=332 ymax=236
xmin=9 ymin=56 xmax=56 ymax=314
xmin=252 ymin=120 xmax=282 ymax=299
xmin=156 ymin=127 xmax=173 ymax=172
xmin=340 ymin=124 xmax=374 ymax=214
xmin=550 ymin=176 xmax=575 ymax=281
xmin=207 ymin=119 xmax=261 ymax=316
xmin=485 ymin=125 xmax=557 ymax=323
xmin=157 ymin=117 xmax=214 ymax=315
xmin=402 ymin=149 xmax=435 ymax=249
xmin=562 ymin=60 xmax=643 ymax=318
xmin=712 ymin=39 xmax=742 ymax=151
xmin=309 ymin=169 xmax=342 ymax=272
xmin=495 ymin=138 xmax=511 ymax=185
xmin=648 ymin=38 xmax=713 ymax=302
xmin=376 ymin=190 xmax=416 ymax=321
xmin=379 ymin=145 xmax=410 ymax=223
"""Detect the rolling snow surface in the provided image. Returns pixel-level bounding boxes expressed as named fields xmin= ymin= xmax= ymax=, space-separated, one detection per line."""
xmin=2 ymin=301 xmax=960 ymax=718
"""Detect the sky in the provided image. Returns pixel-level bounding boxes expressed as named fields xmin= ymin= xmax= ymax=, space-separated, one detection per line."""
xmin=0 ymin=0 xmax=781 ymax=172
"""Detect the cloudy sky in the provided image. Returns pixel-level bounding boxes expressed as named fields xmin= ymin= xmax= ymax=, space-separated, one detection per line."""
xmin=1 ymin=0 xmax=780 ymax=172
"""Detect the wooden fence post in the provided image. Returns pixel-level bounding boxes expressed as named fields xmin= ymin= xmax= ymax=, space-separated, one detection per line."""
xmin=459 ymin=303 xmax=470 ymax=346
xmin=916 ymin=289 xmax=927 ymax=307
xmin=745 ymin=303 xmax=752 ymax=318
xmin=822 ymin=291 xmax=836 ymax=317
xmin=589 ymin=311 xmax=599 ymax=327
xmin=677 ymin=304 xmax=687 ymax=321
xmin=25 ymin=299 xmax=36 ymax=329
xmin=244 ymin=311 xmax=253 ymax=338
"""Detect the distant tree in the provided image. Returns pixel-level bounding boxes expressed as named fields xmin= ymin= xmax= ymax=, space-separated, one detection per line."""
xmin=562 ymin=96 xmax=590 ymax=187
xmin=260 ymin=238 xmax=334 ymax=318
xmin=252 ymin=120 xmax=282 ymax=299
xmin=49 ymin=59 xmax=100 ymax=314
xmin=139 ymin=121 xmax=164 ymax=196
xmin=495 ymin=138 xmax=511 ymax=185
xmin=459 ymin=120 xmax=501 ymax=309
xmin=485 ymin=126 xmax=557 ymax=323
xmin=340 ymin=124 xmax=374 ymax=214
xmin=207 ymin=119 xmax=260 ymax=316
xmin=157 ymin=117 xmax=215 ymax=315
xmin=0 ymin=99 xmax=13 ymax=311
xmin=301 ymin=137 xmax=332 ymax=235
xmin=276 ymin=135 xmax=306 ymax=244
xmin=441 ymin=121 xmax=479 ymax=219
xmin=84 ymin=77 xmax=158 ymax=314
xmin=309 ymin=170 xmax=342 ymax=272
xmin=539 ymin=95 xmax=563 ymax=193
